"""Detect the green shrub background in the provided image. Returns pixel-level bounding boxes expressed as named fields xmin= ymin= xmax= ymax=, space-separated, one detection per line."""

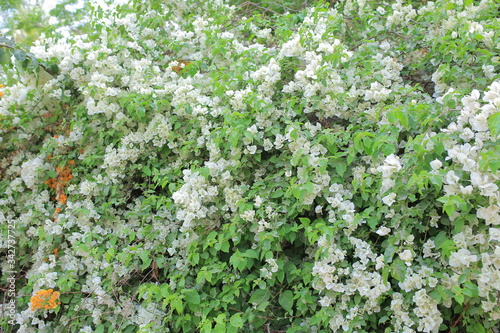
xmin=1 ymin=0 xmax=499 ymax=332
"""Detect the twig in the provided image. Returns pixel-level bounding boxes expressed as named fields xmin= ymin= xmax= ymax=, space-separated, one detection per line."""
xmin=449 ymin=301 xmax=469 ymax=332
xmin=0 ymin=43 xmax=57 ymax=77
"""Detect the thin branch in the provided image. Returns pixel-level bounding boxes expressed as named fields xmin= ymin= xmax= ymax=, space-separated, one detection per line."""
xmin=0 ymin=43 xmax=57 ymax=77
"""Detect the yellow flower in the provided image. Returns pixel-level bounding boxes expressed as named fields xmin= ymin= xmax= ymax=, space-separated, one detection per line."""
xmin=30 ymin=289 xmax=61 ymax=311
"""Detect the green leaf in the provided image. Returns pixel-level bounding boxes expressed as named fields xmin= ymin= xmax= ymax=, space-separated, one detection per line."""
xmin=390 ymin=260 xmax=407 ymax=282
xmin=463 ymin=281 xmax=479 ymax=298
xmin=139 ymin=250 xmax=152 ymax=270
xmin=184 ymin=290 xmax=201 ymax=305
xmin=171 ymin=297 xmax=184 ymax=314
xmin=454 ymin=292 xmax=464 ymax=305
xmin=220 ymin=241 xmax=230 ymax=253
xmin=249 ymin=289 xmax=269 ymax=305
xmin=243 ymin=249 xmax=259 ymax=259
xmin=279 ymin=290 xmax=294 ymax=315
xmin=441 ymin=239 xmax=456 ymax=258
xmin=199 ymin=167 xmax=211 ymax=178
xmin=214 ymin=322 xmax=226 ymax=333
xmin=143 ymin=165 xmax=152 ymax=176
xmin=13 ymin=49 xmax=26 ymax=62
xmin=136 ymin=107 xmax=146 ymax=119
xmin=488 ymin=112 xmax=500 ymax=138
xmin=303 ymin=182 xmax=314 ymax=193
xmin=47 ymin=170 xmax=57 ymax=179
xmin=335 ymin=162 xmax=346 ymax=177
xmin=229 ymin=250 xmax=247 ymax=272
xmin=201 ymin=321 xmax=212 ymax=333
xmin=473 ymin=323 xmax=486 ymax=333
xmin=0 ymin=36 xmax=16 ymax=48
xmin=384 ymin=245 xmax=397 ymax=263
xmin=271 ymin=189 xmax=284 ymax=198
xmin=95 ymin=324 xmax=105 ymax=333
xmin=229 ymin=313 xmax=243 ymax=328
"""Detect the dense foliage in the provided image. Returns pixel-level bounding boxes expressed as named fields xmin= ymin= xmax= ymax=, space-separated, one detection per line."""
xmin=1 ymin=0 xmax=499 ymax=332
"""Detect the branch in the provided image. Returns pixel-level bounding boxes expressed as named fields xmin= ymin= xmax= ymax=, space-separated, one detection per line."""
xmin=0 ymin=43 xmax=58 ymax=77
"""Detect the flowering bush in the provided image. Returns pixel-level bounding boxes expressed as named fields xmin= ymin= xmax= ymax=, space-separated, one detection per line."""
xmin=1 ymin=0 xmax=499 ymax=332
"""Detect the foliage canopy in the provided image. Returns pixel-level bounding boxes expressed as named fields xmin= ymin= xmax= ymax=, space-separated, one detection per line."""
xmin=1 ymin=0 xmax=499 ymax=332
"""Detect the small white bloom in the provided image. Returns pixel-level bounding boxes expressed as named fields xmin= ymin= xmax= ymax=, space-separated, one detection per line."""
xmin=376 ymin=226 xmax=391 ymax=236
xmin=377 ymin=154 xmax=402 ymax=177
xmin=247 ymin=145 xmax=257 ymax=154
xmin=430 ymin=159 xmax=442 ymax=170
xmin=319 ymin=296 xmax=332 ymax=307
xmin=448 ymin=248 xmax=478 ymax=268
xmin=382 ymin=192 xmax=397 ymax=206
xmin=445 ymin=170 xmax=460 ymax=185
xmin=399 ymin=249 xmax=413 ymax=262
xmin=254 ymin=196 xmax=263 ymax=208
xmin=247 ymin=124 xmax=258 ymax=134
xmin=375 ymin=256 xmax=385 ymax=270
xmin=489 ymin=228 xmax=500 ymax=242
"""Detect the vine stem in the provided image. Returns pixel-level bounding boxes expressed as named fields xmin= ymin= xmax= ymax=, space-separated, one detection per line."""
xmin=449 ymin=301 xmax=469 ymax=332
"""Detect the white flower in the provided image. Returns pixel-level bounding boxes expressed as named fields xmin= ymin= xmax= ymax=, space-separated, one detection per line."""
xmin=423 ymin=240 xmax=439 ymax=258
xmin=382 ymin=193 xmax=397 ymax=206
xmin=482 ymin=65 xmax=495 ymax=79
xmin=20 ymin=157 xmax=45 ymax=189
xmin=477 ymin=205 xmax=500 ymax=225
xmin=319 ymin=296 xmax=332 ymax=307
xmin=247 ymin=145 xmax=257 ymax=154
xmin=247 ymin=124 xmax=258 ymax=134
xmin=470 ymin=172 xmax=499 ymax=197
xmin=490 ymin=228 xmax=500 ymax=242
xmin=448 ymin=249 xmax=478 ymax=268
xmin=430 ymin=159 xmax=442 ymax=170
xmin=377 ymin=154 xmax=402 ymax=177
xmin=399 ymin=250 xmax=413 ymax=263
xmin=375 ymin=256 xmax=385 ymax=270
xmin=470 ymin=114 xmax=489 ymax=132
xmin=376 ymin=226 xmax=391 ymax=236
xmin=444 ymin=170 xmax=460 ymax=185
xmin=279 ymin=35 xmax=303 ymax=58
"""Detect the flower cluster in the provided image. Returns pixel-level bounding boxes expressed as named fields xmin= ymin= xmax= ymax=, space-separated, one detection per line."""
xmin=45 ymin=160 xmax=75 ymax=205
xmin=30 ymin=289 xmax=61 ymax=311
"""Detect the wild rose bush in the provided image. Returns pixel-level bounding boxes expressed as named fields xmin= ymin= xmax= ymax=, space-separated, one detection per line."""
xmin=1 ymin=0 xmax=499 ymax=332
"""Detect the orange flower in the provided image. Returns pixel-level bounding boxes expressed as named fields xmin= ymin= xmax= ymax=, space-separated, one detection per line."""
xmin=55 ymin=207 xmax=61 ymax=213
xmin=0 ymin=84 xmax=5 ymax=98
xmin=58 ymin=194 xmax=67 ymax=205
xmin=45 ymin=164 xmax=74 ymax=190
xmin=30 ymin=289 xmax=61 ymax=311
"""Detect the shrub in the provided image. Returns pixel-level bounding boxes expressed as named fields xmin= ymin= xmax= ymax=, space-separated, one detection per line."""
xmin=0 ymin=0 xmax=499 ymax=332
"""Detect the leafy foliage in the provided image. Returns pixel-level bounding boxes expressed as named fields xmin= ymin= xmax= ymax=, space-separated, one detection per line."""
xmin=0 ymin=0 xmax=499 ymax=332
